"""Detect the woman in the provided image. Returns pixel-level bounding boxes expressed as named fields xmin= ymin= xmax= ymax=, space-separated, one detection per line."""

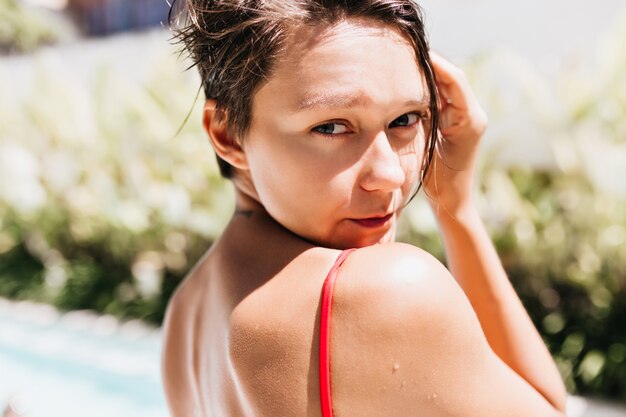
xmin=162 ymin=1 xmax=568 ymax=416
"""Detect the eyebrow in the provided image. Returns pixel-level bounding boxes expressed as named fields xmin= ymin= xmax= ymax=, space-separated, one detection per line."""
xmin=292 ymin=92 xmax=429 ymax=112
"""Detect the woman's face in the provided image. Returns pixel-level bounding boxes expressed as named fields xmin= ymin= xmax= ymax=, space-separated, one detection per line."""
xmin=242 ymin=18 xmax=430 ymax=249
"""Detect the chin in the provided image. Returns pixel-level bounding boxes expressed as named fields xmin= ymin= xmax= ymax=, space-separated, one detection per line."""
xmin=378 ymin=231 xmax=397 ymax=245
xmin=340 ymin=229 xmax=397 ymax=249
xmin=300 ymin=223 xmax=397 ymax=250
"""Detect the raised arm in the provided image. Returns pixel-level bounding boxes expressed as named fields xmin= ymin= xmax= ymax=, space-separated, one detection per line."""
xmin=422 ymin=52 xmax=567 ymax=412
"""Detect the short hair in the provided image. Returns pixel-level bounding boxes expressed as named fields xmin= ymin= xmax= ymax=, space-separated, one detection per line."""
xmin=169 ymin=0 xmax=439 ymax=198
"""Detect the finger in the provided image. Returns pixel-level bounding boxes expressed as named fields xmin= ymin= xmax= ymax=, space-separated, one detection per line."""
xmin=429 ymin=51 xmax=462 ymax=85
xmin=430 ymin=51 xmax=456 ymax=84
xmin=437 ymin=83 xmax=453 ymax=107
xmin=436 ymin=77 xmax=466 ymax=115
xmin=430 ymin=52 xmax=470 ymax=109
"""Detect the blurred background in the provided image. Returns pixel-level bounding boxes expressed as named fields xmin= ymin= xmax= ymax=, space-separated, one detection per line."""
xmin=0 ymin=0 xmax=625 ymax=416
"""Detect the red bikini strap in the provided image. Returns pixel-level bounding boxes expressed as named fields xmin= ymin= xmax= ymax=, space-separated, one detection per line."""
xmin=319 ymin=248 xmax=357 ymax=417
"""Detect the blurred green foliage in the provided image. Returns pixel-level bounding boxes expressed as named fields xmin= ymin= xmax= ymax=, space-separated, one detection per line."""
xmin=491 ymin=170 xmax=625 ymax=399
xmin=1 ymin=9 xmax=625 ymax=404
xmin=0 ymin=0 xmax=62 ymax=54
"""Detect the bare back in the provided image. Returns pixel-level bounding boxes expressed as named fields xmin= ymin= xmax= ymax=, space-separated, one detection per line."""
xmin=161 ymin=212 xmax=346 ymax=417
xmin=161 ymin=212 xmax=563 ymax=417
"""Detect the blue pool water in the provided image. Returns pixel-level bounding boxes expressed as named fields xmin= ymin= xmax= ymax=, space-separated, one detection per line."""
xmin=0 ymin=298 xmax=168 ymax=417
xmin=2 ymin=298 xmax=625 ymax=417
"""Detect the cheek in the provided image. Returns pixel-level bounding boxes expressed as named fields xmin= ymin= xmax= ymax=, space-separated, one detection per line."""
xmin=398 ymin=136 xmax=424 ymax=187
xmin=246 ymin=135 xmax=347 ymax=214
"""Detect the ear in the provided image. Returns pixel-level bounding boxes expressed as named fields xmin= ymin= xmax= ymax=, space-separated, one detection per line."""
xmin=203 ymin=100 xmax=249 ymax=170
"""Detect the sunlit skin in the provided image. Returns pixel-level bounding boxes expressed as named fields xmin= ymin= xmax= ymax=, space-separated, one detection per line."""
xmin=161 ymin=17 xmax=567 ymax=417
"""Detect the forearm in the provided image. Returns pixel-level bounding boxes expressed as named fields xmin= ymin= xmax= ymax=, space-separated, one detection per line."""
xmin=433 ymin=204 xmax=567 ymax=412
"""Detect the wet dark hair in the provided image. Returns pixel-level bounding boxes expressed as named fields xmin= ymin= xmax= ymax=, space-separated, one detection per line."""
xmin=169 ymin=0 xmax=439 ymax=199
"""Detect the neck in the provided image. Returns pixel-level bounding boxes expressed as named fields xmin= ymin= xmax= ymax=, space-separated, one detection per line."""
xmin=233 ymin=187 xmax=267 ymax=219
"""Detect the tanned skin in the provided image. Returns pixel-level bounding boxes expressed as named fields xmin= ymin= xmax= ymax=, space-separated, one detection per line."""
xmin=161 ymin=18 xmax=567 ymax=417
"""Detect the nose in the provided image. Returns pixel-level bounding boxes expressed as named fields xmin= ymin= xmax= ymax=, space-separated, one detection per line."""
xmin=359 ymin=131 xmax=406 ymax=192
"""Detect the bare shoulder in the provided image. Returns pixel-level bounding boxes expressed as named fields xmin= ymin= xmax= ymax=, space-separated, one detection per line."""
xmin=330 ymin=242 xmax=563 ymax=417
xmin=334 ymin=242 xmax=454 ymax=316
xmin=162 ymin=257 xmax=197 ymax=337
xmin=332 ymin=242 xmax=468 ymax=355
xmin=160 ymin=259 xmax=212 ymax=417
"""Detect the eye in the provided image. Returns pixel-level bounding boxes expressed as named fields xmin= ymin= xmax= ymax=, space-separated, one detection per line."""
xmin=312 ymin=122 xmax=351 ymax=136
xmin=388 ymin=112 xmax=423 ymax=128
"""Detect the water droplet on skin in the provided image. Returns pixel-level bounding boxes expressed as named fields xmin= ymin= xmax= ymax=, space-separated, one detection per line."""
xmin=400 ymin=380 xmax=406 ymax=389
xmin=392 ymin=362 xmax=400 ymax=373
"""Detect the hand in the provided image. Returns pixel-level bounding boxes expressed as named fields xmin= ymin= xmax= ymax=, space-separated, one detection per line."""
xmin=422 ymin=52 xmax=488 ymax=216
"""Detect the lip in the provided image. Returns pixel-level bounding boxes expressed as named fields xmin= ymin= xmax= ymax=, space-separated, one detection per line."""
xmin=350 ymin=213 xmax=393 ymax=228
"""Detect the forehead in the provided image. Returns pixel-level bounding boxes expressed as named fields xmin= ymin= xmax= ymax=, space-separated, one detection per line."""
xmin=253 ymin=18 xmax=427 ymax=114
